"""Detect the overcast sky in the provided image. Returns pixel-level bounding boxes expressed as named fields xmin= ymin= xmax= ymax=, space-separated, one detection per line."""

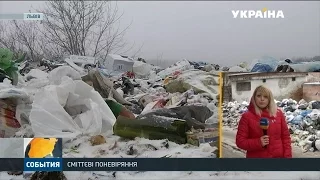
xmin=0 ymin=1 xmax=319 ymax=66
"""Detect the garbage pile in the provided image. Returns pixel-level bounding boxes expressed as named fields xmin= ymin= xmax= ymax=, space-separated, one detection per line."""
xmin=0 ymin=48 xmax=220 ymax=179
xmin=111 ymin=60 xmax=220 ymax=147
xmin=226 ymin=56 xmax=320 ymax=72
xmin=188 ymin=61 xmax=221 ymax=72
xmin=222 ymin=99 xmax=320 ymax=152
xmin=39 ymin=58 xmax=65 ymax=72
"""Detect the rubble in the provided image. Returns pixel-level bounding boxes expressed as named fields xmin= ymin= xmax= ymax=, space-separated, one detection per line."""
xmin=223 ymin=99 xmax=320 ymax=152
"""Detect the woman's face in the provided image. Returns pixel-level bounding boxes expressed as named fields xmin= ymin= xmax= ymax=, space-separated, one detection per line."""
xmin=254 ymin=90 xmax=269 ymax=109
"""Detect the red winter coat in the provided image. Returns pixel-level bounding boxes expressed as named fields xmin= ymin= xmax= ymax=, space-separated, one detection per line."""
xmin=236 ymin=99 xmax=292 ymax=158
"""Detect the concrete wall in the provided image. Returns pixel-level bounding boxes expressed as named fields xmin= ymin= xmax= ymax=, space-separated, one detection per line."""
xmin=307 ymin=72 xmax=320 ymax=82
xmin=303 ymin=83 xmax=320 ymax=102
xmin=231 ymin=76 xmax=307 ymax=102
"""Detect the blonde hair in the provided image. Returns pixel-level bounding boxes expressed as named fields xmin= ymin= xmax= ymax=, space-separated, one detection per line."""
xmin=251 ymin=85 xmax=277 ymax=117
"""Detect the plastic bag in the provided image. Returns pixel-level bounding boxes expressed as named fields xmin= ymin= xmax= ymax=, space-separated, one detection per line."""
xmin=132 ymin=61 xmax=153 ymax=78
xmin=15 ymin=103 xmax=33 ymax=126
xmin=290 ymin=115 xmax=304 ymax=125
xmin=48 ymin=65 xmax=82 ymax=85
xmin=138 ymin=105 xmax=213 ymax=130
xmin=25 ymin=69 xmax=48 ymax=80
xmin=0 ymin=88 xmax=31 ymax=137
xmin=157 ymin=59 xmax=192 ymax=78
xmin=29 ymin=76 xmax=116 ymax=140
xmin=0 ymin=88 xmax=30 ymax=102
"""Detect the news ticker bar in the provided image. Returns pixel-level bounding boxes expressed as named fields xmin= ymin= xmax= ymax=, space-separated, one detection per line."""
xmin=3 ymin=158 xmax=320 ymax=171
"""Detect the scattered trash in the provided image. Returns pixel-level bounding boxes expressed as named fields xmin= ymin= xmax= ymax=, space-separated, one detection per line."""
xmin=90 ymin=135 xmax=107 ymax=146
xmin=186 ymin=127 xmax=219 ymax=147
xmin=0 ymin=56 xmax=220 ymax=179
xmin=0 ymin=99 xmax=21 ymax=138
xmin=225 ymin=55 xmax=320 ymax=73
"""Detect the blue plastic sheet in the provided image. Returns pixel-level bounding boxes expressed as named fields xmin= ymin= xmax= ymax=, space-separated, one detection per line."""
xmin=250 ymin=56 xmax=279 ymax=72
xmin=290 ymin=115 xmax=304 ymax=125
xmin=251 ymin=63 xmax=273 ymax=72
xmin=300 ymin=110 xmax=313 ymax=117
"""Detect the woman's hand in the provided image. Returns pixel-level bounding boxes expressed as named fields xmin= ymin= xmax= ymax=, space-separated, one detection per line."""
xmin=260 ymin=135 xmax=269 ymax=147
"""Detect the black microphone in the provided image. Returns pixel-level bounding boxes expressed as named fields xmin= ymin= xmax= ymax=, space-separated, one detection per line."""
xmin=259 ymin=118 xmax=269 ymax=148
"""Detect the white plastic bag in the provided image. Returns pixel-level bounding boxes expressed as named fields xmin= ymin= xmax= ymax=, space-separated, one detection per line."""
xmin=25 ymin=69 xmax=48 ymax=80
xmin=29 ymin=76 xmax=116 ymax=140
xmin=48 ymin=65 xmax=82 ymax=85
xmin=0 ymin=88 xmax=30 ymax=102
xmin=15 ymin=103 xmax=33 ymax=126
xmin=63 ymin=60 xmax=87 ymax=77
xmin=133 ymin=61 xmax=153 ymax=78
xmin=157 ymin=59 xmax=192 ymax=78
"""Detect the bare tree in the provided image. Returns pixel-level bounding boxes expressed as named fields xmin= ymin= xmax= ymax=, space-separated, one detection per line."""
xmin=155 ymin=52 xmax=164 ymax=66
xmin=0 ymin=20 xmax=44 ymax=61
xmin=128 ymin=42 xmax=144 ymax=60
xmin=37 ymin=0 xmax=130 ymax=60
xmin=0 ymin=21 xmax=25 ymax=58
xmin=11 ymin=20 xmax=43 ymax=61
xmin=312 ymin=56 xmax=320 ymax=61
xmin=156 ymin=53 xmax=163 ymax=62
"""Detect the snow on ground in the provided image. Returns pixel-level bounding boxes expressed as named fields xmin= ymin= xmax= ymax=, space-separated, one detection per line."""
xmin=62 ymin=133 xmax=217 ymax=159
